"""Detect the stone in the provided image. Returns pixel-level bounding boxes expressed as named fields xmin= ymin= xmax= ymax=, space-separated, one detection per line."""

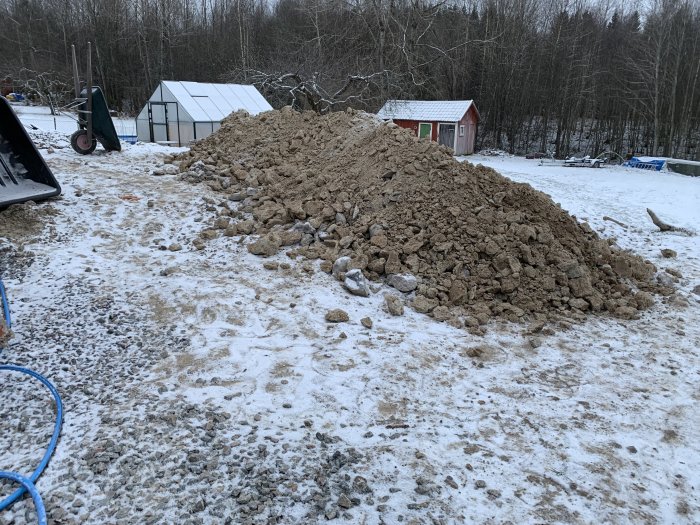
xmin=236 ymin=220 xmax=255 ymax=235
xmin=464 ymin=316 xmax=479 ymax=328
xmin=199 ymin=229 xmax=218 ymax=240
xmin=666 ymin=267 xmax=683 ymax=278
xmin=292 ymin=221 xmax=315 ymax=234
xmin=384 ymin=252 xmax=401 ymax=275
xmin=633 ymin=291 xmax=654 ymax=309
xmin=568 ymin=276 xmax=594 ymax=298
xmin=529 ymin=337 xmax=543 ymax=349
xmin=325 ymin=309 xmax=349 ymax=323
xmin=279 ymin=230 xmax=303 ymax=246
xmin=332 ymin=256 xmax=351 ymax=280
xmin=661 ymin=249 xmax=677 ymax=258
xmin=449 ymin=281 xmax=466 ymax=304
xmin=384 ymin=294 xmax=404 ymax=316
xmin=360 ymin=317 xmax=373 ymax=329
xmin=499 ymin=276 xmax=519 ymax=293
xmin=387 ymin=273 xmax=418 ymax=293
xmin=657 ymin=272 xmax=676 ymax=287
xmin=247 ymin=234 xmax=281 ymax=257
xmin=337 ymin=494 xmax=353 ymax=509
xmin=370 ymin=234 xmax=388 ymax=248
xmin=344 ymin=269 xmax=370 ymax=297
xmin=403 ymin=236 xmax=424 ymax=254
xmin=431 ymin=306 xmax=451 ymax=321
xmin=253 ymin=201 xmax=286 ymax=223
xmin=348 ymin=254 xmax=369 ymax=271
xmin=367 ymin=258 xmax=386 ymax=274
xmin=352 ymin=476 xmax=371 ymax=494
xmin=413 ymin=296 xmax=438 ymax=313
xmin=213 ymin=217 xmax=230 ymax=229
xmin=614 ymin=306 xmax=638 ymax=320
xmin=486 ymin=489 xmax=502 ymax=499
xmin=560 ymin=260 xmax=585 ymax=279
xmin=568 ymin=298 xmax=589 ymax=311
xmin=168 ymin=243 xmax=182 ymax=252
xmin=368 ymin=224 xmax=384 ymax=238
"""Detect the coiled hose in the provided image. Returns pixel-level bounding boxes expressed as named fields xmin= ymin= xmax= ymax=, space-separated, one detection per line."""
xmin=0 ymin=278 xmax=62 ymax=525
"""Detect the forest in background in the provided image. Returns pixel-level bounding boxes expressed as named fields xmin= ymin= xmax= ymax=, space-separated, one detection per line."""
xmin=1 ymin=0 xmax=699 ymax=159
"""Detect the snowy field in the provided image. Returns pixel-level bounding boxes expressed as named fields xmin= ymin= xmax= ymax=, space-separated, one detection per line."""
xmin=0 ymin=127 xmax=699 ymax=524
xmin=9 ymin=104 xmax=136 ymax=136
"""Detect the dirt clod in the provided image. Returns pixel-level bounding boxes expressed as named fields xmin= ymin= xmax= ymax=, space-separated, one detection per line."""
xmin=385 ymin=294 xmax=404 ymax=316
xmin=325 ymin=309 xmax=349 ymax=323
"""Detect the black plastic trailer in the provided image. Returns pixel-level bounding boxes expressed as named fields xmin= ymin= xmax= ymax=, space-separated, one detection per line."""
xmin=0 ymin=97 xmax=61 ymax=207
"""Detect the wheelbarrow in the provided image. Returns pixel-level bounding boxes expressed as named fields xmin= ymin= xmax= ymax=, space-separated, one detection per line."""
xmin=66 ymin=43 xmax=121 ymax=155
xmin=0 ymin=97 xmax=61 ymax=207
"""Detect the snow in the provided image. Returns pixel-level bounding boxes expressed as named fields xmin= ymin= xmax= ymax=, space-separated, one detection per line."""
xmin=10 ymin=104 xmax=136 ymax=136
xmin=1 ymin=128 xmax=699 ymax=524
xmin=377 ymin=100 xmax=475 ymax=122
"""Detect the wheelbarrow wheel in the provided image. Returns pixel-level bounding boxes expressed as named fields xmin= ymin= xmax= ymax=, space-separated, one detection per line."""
xmin=70 ymin=130 xmax=97 ymax=155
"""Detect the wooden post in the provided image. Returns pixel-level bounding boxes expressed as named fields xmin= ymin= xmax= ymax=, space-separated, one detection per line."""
xmin=71 ymin=45 xmax=80 ymax=100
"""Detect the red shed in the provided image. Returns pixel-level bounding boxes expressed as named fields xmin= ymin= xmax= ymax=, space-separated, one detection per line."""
xmin=376 ymin=99 xmax=479 ymax=155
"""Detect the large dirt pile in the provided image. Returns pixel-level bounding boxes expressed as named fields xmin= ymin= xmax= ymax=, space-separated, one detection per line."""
xmin=175 ymin=107 xmax=658 ymax=326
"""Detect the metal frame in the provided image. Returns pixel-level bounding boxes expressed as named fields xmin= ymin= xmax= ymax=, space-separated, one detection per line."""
xmin=65 ymin=43 xmax=92 ymax=138
xmin=146 ymin=100 xmax=182 ymax=146
xmin=147 ymin=102 xmax=169 ymax=143
xmin=192 ymin=121 xmax=215 ymax=142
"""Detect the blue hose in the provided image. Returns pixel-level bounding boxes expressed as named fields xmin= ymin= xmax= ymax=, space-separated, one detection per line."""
xmin=0 ymin=366 xmax=63 ymax=516
xmin=0 ymin=277 xmax=10 ymax=329
xmin=0 ymin=472 xmax=47 ymax=525
xmin=0 ymin=279 xmax=63 ymax=524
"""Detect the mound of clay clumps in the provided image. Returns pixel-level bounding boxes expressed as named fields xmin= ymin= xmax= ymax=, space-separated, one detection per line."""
xmin=175 ymin=107 xmax=657 ymax=326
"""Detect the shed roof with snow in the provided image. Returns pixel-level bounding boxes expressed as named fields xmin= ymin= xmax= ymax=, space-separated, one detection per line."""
xmin=136 ymin=81 xmax=272 ymax=146
xmin=376 ymin=100 xmax=479 ymax=122
xmin=376 ymin=99 xmax=480 ymax=155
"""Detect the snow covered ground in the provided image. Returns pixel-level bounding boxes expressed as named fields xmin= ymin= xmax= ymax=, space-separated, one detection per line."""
xmin=10 ymin=104 xmax=136 ymax=136
xmin=0 ymin=129 xmax=698 ymax=524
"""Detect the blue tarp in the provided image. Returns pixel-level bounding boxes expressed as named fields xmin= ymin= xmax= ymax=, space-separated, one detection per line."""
xmin=623 ymin=157 xmax=665 ymax=171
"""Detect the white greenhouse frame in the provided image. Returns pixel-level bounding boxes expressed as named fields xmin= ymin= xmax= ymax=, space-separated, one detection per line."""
xmin=136 ymin=81 xmax=272 ymax=146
